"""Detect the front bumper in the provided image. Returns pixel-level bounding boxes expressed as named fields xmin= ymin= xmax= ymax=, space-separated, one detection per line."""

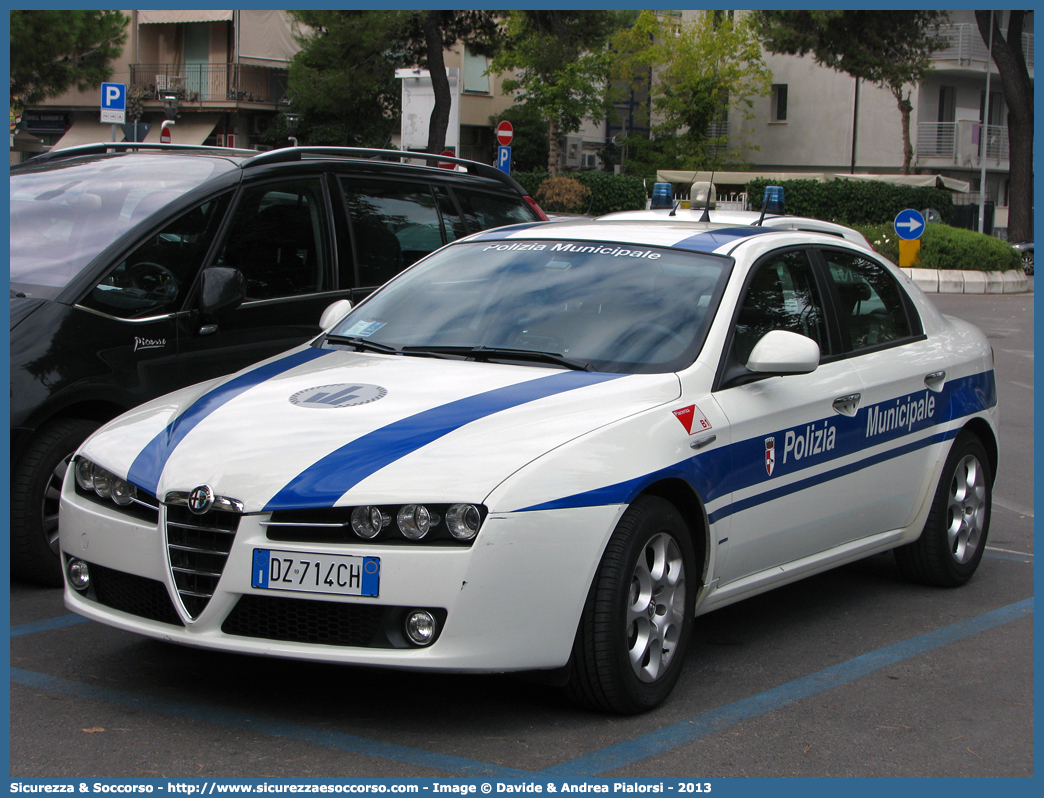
xmin=59 ymin=476 xmax=623 ymax=672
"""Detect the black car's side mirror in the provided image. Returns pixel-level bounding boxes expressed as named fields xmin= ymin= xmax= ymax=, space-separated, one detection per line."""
xmin=200 ymin=267 xmax=246 ymax=320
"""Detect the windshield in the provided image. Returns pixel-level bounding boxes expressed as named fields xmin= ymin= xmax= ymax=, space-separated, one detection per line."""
xmin=10 ymin=154 xmax=235 ymax=290
xmin=328 ymin=239 xmax=732 ymax=374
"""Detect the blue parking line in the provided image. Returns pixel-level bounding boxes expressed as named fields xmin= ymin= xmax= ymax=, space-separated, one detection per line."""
xmin=10 ymin=614 xmax=90 ymax=637
xmin=539 ymin=597 xmax=1033 ymax=777
xmin=9 ymin=667 xmax=529 ymax=778
xmin=9 ymin=598 xmax=1032 ymax=776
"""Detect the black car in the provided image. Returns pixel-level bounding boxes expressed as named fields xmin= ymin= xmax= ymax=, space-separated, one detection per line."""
xmin=10 ymin=143 xmax=547 ymax=585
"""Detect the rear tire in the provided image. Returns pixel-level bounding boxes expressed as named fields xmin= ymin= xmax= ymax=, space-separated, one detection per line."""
xmin=11 ymin=418 xmax=100 ymax=587
xmin=895 ymin=432 xmax=991 ymax=587
xmin=565 ymin=496 xmax=696 ymax=714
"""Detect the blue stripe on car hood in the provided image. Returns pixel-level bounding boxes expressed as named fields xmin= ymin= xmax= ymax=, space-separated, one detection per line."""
xmin=128 ymin=348 xmax=332 ymax=496
xmin=264 ymin=370 xmax=624 ymax=511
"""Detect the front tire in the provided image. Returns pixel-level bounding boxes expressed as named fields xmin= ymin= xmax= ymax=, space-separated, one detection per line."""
xmin=566 ymin=496 xmax=696 ymax=714
xmin=11 ymin=418 xmax=100 ymax=587
xmin=895 ymin=431 xmax=992 ymax=587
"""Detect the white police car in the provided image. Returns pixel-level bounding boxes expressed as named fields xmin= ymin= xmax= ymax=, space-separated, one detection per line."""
xmin=60 ymin=219 xmax=998 ymax=714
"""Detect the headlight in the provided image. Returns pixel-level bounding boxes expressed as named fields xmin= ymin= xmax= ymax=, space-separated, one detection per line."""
xmin=73 ymin=458 xmax=141 ymax=508
xmin=446 ymin=504 xmax=482 ymax=541
xmin=351 ymin=506 xmax=388 ymax=539
xmin=397 ymin=505 xmax=433 ymax=539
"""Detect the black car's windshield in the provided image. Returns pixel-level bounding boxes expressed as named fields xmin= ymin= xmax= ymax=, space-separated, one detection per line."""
xmin=10 ymin=154 xmax=236 ymax=290
xmin=328 ymin=239 xmax=731 ymax=374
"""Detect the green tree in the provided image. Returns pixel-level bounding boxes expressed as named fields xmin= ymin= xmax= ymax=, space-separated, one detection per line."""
xmin=287 ymin=11 xmax=500 ymax=151
xmin=975 ymin=11 xmax=1033 ymax=243
xmin=490 ymin=103 xmax=550 ymax=173
xmin=10 ymin=10 xmax=128 ymax=109
xmin=397 ymin=11 xmax=502 ymax=154
xmin=613 ymin=11 xmax=773 ymax=173
xmin=287 ymin=11 xmax=404 ymax=147
xmin=751 ymin=10 xmax=948 ymax=174
xmin=490 ymin=10 xmax=632 ymax=174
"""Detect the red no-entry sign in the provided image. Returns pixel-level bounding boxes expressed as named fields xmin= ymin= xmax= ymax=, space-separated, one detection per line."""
xmin=496 ymin=121 xmax=514 ymax=147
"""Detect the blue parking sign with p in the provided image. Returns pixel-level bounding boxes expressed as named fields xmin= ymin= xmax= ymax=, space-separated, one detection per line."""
xmin=101 ymin=82 xmax=126 ymax=123
xmin=497 ymin=145 xmax=511 ymax=175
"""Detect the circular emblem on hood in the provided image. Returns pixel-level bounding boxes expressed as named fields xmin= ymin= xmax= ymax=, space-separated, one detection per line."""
xmin=187 ymin=484 xmax=215 ymax=515
xmin=290 ymin=383 xmax=387 ymax=409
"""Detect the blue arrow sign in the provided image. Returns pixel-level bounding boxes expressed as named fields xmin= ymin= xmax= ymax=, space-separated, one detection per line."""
xmin=894 ymin=208 xmax=926 ymax=240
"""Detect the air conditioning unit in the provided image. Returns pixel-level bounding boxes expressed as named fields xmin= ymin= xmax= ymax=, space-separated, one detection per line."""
xmin=251 ymin=116 xmax=271 ymax=136
xmin=563 ymin=135 xmax=583 ymax=168
xmin=582 ymin=152 xmax=599 ymax=169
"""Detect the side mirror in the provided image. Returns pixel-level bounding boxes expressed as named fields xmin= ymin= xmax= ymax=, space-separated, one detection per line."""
xmin=747 ymin=330 xmax=820 ymax=375
xmin=320 ymin=298 xmax=353 ymax=331
xmin=200 ymin=267 xmax=245 ymax=318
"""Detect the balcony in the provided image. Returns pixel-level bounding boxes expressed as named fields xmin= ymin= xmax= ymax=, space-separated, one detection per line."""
xmin=129 ymin=63 xmax=289 ymax=105
xmin=931 ymin=23 xmax=1034 ymax=73
xmin=916 ymin=121 xmax=1009 ymax=169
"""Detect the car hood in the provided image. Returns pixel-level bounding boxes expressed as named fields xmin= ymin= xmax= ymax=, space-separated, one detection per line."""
xmin=10 ymin=295 xmax=47 ymax=331
xmin=81 ymin=346 xmax=681 ymax=512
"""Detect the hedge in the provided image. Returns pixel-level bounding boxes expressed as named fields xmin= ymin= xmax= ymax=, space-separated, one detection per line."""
xmin=854 ymin=222 xmax=1022 ymax=272
xmin=745 ymin=179 xmax=954 ymax=227
xmin=514 ymin=170 xmax=647 ymax=215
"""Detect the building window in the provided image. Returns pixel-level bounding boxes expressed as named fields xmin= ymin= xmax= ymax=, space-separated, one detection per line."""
xmin=771 ymin=84 xmax=788 ymax=123
xmin=463 ymin=46 xmax=489 ymax=94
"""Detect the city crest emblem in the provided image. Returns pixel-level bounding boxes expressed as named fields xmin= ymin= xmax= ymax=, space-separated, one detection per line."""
xmin=765 ymin=437 xmax=775 ymax=476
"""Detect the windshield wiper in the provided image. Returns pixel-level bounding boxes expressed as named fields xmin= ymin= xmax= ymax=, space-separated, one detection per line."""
xmin=323 ymin=334 xmax=399 ymax=355
xmin=401 ymin=345 xmax=591 ymax=371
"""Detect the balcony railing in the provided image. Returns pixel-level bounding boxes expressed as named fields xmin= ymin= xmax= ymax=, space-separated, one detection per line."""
xmin=916 ymin=121 xmax=1009 ymax=164
xmin=129 ymin=63 xmax=289 ymax=104
xmin=931 ymin=23 xmax=1034 ymax=71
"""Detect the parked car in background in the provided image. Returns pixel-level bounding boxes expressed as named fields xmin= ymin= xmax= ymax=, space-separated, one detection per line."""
xmin=11 ymin=143 xmax=546 ymax=585
xmin=60 ymin=218 xmax=997 ymax=713
xmin=1010 ymin=240 xmax=1033 ymax=275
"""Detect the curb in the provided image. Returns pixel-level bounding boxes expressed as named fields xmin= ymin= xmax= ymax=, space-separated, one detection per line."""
xmin=900 ymin=268 xmax=1032 ymax=294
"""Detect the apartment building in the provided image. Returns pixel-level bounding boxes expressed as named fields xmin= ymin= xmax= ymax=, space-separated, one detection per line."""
xmin=17 ymin=10 xmax=298 ymax=158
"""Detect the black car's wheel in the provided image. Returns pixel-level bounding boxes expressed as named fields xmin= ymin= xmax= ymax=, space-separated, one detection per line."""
xmin=11 ymin=418 xmax=100 ymax=587
xmin=895 ymin=432 xmax=992 ymax=587
xmin=566 ymin=496 xmax=696 ymax=714
xmin=1021 ymin=251 xmax=1033 ymax=276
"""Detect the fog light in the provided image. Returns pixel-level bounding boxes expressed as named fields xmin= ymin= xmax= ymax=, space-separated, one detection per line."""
xmin=397 ymin=505 xmax=431 ymax=539
xmin=405 ymin=610 xmax=437 ymax=646
xmin=110 ymin=478 xmax=137 ymax=506
xmin=446 ymin=504 xmax=481 ymax=541
xmin=68 ymin=558 xmax=90 ymax=591
xmin=351 ymin=506 xmax=387 ymax=539
xmin=74 ymin=458 xmax=95 ymax=491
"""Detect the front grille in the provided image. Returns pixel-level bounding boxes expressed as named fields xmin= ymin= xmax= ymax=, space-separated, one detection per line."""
xmin=222 ymin=594 xmax=389 ymax=647
xmin=90 ymin=563 xmax=183 ymax=626
xmin=165 ymin=504 xmax=240 ymax=619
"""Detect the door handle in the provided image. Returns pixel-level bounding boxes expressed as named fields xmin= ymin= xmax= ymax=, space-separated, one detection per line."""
xmin=832 ymin=393 xmax=861 ymax=417
xmin=924 ymin=371 xmax=946 ymax=392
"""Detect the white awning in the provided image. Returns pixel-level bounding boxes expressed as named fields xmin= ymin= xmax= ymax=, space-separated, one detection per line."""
xmin=52 ymin=119 xmax=119 ymax=150
xmin=139 ymin=11 xmax=233 ymax=25
xmin=838 ymin=173 xmax=972 ymax=193
xmin=142 ymin=114 xmax=220 ymax=145
xmin=237 ymin=10 xmax=300 ymax=67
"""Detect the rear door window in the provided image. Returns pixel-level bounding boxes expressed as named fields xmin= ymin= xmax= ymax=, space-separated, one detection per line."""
xmin=339 ymin=178 xmax=452 ymax=288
